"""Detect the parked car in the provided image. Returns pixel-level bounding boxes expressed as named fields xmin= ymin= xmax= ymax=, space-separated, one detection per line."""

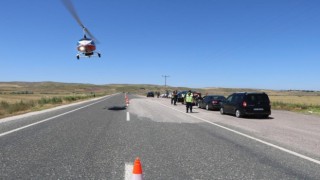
xmin=146 ymin=92 xmax=154 ymax=97
xmin=198 ymin=95 xmax=226 ymax=110
xmin=193 ymin=92 xmax=202 ymax=106
xmin=220 ymin=92 xmax=271 ymax=118
xmin=160 ymin=91 xmax=172 ymax=98
xmin=177 ymin=91 xmax=189 ymax=103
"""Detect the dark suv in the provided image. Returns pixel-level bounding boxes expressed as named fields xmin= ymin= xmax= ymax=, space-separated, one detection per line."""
xmin=220 ymin=92 xmax=271 ymax=118
xmin=146 ymin=92 xmax=154 ymax=97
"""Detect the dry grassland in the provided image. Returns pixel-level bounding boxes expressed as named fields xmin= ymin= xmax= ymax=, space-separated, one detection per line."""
xmin=269 ymin=95 xmax=320 ymax=105
xmin=1 ymin=82 xmax=320 ymax=118
xmin=0 ymin=94 xmax=69 ymax=104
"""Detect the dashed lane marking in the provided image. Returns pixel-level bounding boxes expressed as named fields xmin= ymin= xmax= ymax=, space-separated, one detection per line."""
xmin=124 ymin=163 xmax=133 ymax=180
xmin=127 ymin=112 xmax=130 ymax=121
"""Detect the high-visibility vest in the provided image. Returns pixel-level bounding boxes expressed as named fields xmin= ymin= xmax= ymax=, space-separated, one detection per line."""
xmin=185 ymin=93 xmax=193 ymax=102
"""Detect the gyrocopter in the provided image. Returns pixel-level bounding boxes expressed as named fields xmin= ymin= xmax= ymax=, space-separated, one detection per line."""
xmin=62 ymin=0 xmax=101 ymax=59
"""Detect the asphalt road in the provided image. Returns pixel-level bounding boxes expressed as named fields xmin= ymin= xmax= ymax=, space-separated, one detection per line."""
xmin=0 ymin=93 xmax=320 ymax=179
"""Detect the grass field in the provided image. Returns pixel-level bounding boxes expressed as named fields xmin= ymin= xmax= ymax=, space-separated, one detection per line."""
xmin=1 ymin=82 xmax=320 ymax=119
xmin=268 ymin=95 xmax=320 ymax=115
xmin=0 ymin=82 xmax=118 ymax=118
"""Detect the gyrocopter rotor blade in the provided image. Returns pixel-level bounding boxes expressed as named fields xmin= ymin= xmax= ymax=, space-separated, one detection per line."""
xmin=61 ymin=0 xmax=84 ymax=28
xmin=61 ymin=0 xmax=99 ymax=43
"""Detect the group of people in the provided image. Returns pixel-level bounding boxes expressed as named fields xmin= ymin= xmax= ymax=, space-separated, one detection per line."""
xmin=171 ymin=90 xmax=194 ymax=113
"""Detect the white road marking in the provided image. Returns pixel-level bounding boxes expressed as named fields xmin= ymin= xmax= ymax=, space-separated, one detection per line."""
xmin=124 ymin=163 xmax=133 ymax=180
xmin=154 ymin=101 xmax=320 ymax=166
xmin=127 ymin=112 xmax=130 ymax=121
xmin=0 ymin=96 xmax=113 ymax=138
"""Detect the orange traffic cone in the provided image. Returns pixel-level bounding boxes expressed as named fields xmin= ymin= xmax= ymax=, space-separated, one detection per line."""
xmin=132 ymin=157 xmax=143 ymax=180
xmin=126 ymin=97 xmax=130 ymax=106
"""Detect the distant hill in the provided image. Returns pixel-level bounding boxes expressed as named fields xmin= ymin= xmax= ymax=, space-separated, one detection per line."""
xmin=0 ymin=81 xmax=319 ymax=96
xmin=0 ymin=82 xmax=179 ymax=95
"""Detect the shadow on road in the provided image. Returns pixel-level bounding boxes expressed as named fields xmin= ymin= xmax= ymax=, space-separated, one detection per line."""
xmin=241 ymin=116 xmax=274 ymax=120
xmin=105 ymin=106 xmax=127 ymax=111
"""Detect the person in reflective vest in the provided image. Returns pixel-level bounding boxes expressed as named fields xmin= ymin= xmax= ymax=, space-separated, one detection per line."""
xmin=185 ymin=90 xmax=193 ymax=113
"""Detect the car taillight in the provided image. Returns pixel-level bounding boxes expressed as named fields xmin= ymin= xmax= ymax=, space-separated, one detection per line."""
xmin=212 ymin=100 xmax=218 ymax=104
xmin=242 ymin=101 xmax=247 ymax=107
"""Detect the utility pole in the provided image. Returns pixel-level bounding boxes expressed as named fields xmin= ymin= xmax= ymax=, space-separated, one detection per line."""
xmin=162 ymin=75 xmax=170 ymax=89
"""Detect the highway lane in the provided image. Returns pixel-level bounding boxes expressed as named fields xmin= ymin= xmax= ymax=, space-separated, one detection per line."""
xmin=0 ymin=95 xmax=116 ymax=136
xmin=0 ymin=93 xmax=320 ymax=179
xmin=150 ymin=97 xmax=320 ymax=160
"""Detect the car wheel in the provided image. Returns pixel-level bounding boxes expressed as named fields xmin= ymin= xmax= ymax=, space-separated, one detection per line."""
xmin=235 ymin=110 xmax=242 ymax=118
xmin=206 ymin=104 xmax=209 ymax=110
xmin=220 ymin=107 xmax=224 ymax=115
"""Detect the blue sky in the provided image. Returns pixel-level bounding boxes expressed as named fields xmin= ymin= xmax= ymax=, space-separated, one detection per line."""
xmin=1 ymin=0 xmax=320 ymax=90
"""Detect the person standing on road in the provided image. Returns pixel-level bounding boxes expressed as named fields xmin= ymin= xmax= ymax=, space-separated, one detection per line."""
xmin=171 ymin=91 xmax=175 ymax=104
xmin=185 ymin=90 xmax=193 ymax=113
xmin=173 ymin=90 xmax=178 ymax=105
xmin=171 ymin=90 xmax=178 ymax=105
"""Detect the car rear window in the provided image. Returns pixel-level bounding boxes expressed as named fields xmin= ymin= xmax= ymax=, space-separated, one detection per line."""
xmin=246 ymin=94 xmax=269 ymax=103
xmin=208 ymin=96 xmax=225 ymax=100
